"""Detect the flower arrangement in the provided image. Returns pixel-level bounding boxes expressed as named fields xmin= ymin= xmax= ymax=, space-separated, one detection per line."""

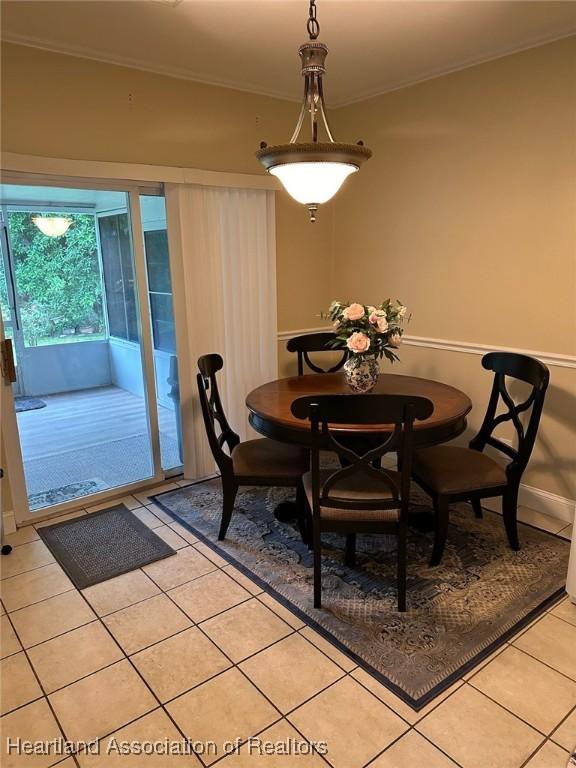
xmin=327 ymin=299 xmax=408 ymax=367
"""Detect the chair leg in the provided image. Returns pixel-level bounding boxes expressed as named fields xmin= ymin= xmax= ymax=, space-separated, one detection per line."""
xmin=397 ymin=526 xmax=407 ymax=612
xmin=344 ymin=534 xmax=356 ymax=567
xmin=503 ymin=488 xmax=520 ymax=551
xmin=313 ymin=521 xmax=322 ymax=609
xmin=306 ymin=512 xmax=313 ymax=550
xmin=471 ymin=498 xmax=483 ymax=519
xmin=430 ymin=496 xmax=450 ymax=566
xmin=218 ymin=482 xmax=238 ymax=541
xmin=295 ymin=482 xmax=308 ymax=544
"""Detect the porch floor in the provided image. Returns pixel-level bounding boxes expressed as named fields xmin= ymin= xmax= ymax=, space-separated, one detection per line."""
xmin=16 ymin=386 xmax=181 ymax=510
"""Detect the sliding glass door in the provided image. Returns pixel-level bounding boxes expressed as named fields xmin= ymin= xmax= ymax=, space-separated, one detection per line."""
xmin=140 ymin=194 xmax=182 ymax=472
xmin=0 ymin=179 xmax=180 ymax=520
xmin=0 ymin=211 xmax=23 ymax=396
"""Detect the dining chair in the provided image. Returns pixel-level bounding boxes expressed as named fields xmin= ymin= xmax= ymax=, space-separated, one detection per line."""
xmin=287 ymin=332 xmax=348 ymax=376
xmin=291 ymin=393 xmax=434 ymax=611
xmin=197 ymin=354 xmax=309 ymax=540
xmin=411 ymin=352 xmax=550 ymax=566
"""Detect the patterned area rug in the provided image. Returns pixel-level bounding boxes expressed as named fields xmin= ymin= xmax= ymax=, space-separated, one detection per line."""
xmin=153 ymin=479 xmax=569 ymax=709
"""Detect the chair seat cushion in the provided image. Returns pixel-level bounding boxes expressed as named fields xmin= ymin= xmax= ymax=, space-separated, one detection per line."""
xmin=302 ymin=469 xmax=401 ymax=523
xmin=232 ymin=438 xmax=308 ymax=482
xmin=412 ymin=445 xmax=507 ymax=495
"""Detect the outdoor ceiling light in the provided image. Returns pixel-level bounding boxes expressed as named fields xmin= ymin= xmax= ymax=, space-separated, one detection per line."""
xmin=32 ymin=216 xmax=73 ymax=237
xmin=256 ymin=0 xmax=372 ymax=222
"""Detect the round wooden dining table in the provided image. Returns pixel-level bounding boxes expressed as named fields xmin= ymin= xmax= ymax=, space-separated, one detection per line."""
xmin=246 ymin=372 xmax=472 ymax=448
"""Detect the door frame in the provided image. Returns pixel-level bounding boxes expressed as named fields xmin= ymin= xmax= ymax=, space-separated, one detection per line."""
xmin=0 ymin=172 xmax=173 ymax=525
xmin=0 ymin=209 xmax=24 ymax=395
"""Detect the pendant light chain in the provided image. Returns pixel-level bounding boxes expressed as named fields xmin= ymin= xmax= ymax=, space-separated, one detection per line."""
xmin=255 ymin=0 xmax=372 ymax=222
xmin=307 ymin=0 xmax=320 ymax=40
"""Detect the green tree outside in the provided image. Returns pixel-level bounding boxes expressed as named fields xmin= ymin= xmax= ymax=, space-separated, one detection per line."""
xmin=7 ymin=212 xmax=105 ymax=346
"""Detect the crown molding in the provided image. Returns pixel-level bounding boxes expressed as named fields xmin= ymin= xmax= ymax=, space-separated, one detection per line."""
xmin=333 ymin=30 xmax=576 ymax=107
xmin=0 ymin=34 xmax=301 ymax=104
xmin=3 ymin=30 xmax=575 ymax=109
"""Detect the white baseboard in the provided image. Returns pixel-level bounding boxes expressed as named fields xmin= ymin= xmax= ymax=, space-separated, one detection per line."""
xmin=484 ymin=484 xmax=574 ymax=525
xmin=2 ymin=510 xmax=17 ymax=536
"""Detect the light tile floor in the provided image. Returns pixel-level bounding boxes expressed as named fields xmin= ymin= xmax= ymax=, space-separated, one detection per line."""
xmin=1 ymin=488 xmax=575 ymax=768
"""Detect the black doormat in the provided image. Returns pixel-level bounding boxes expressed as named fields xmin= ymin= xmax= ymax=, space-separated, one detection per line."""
xmin=152 ymin=480 xmax=569 ymax=710
xmin=38 ymin=504 xmax=176 ymax=589
xmin=15 ymin=397 xmax=46 ymax=413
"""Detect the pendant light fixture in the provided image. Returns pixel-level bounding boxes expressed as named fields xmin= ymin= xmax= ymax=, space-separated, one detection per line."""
xmin=256 ymin=0 xmax=372 ymax=222
xmin=32 ymin=216 xmax=73 ymax=237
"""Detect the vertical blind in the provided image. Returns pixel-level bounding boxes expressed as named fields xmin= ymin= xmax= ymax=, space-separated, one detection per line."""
xmin=165 ymin=184 xmax=277 ymax=480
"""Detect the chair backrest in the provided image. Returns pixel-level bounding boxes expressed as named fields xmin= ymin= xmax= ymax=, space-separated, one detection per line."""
xmin=291 ymin=394 xmax=434 ymax=519
xmin=469 ymin=352 xmax=550 ymax=481
xmin=286 ymin=332 xmax=348 ymax=376
xmin=196 ymin=354 xmax=240 ymax=475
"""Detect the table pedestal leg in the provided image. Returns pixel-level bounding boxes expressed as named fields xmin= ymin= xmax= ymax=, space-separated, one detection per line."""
xmin=273 ymin=501 xmax=299 ymax=523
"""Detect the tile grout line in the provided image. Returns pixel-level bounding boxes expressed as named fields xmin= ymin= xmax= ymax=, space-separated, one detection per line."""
xmin=464 ymin=679 xmax=551 ymax=739
xmin=517 ymin=738 xmax=560 ymax=768
xmin=65 ymin=585 xmax=208 ymax=767
xmin=119 ymin=547 xmax=363 ymax=767
xmin=1 ymin=556 xmax=58 ymax=582
xmin=7 ymin=556 xmax=572 ymax=765
xmin=509 ymin=639 xmax=576 ymax=684
xmin=548 ymin=701 xmax=576 ymax=749
xmin=1 ymin=609 xmax=92 ymax=768
xmin=16 ymin=545 xmax=329 ymax=767
xmin=4 ymin=491 xmax=574 ymax=768
xmin=154 ymin=578 xmax=298 ymax=768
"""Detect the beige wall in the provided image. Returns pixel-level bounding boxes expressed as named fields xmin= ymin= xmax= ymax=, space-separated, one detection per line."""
xmin=0 ymin=42 xmax=335 ymax=332
xmin=0 ymin=42 xmax=336 ymax=515
xmin=1 ymin=38 xmax=574 ymax=511
xmin=330 ymin=38 xmax=576 ymax=502
xmin=332 ymin=37 xmax=575 ymax=353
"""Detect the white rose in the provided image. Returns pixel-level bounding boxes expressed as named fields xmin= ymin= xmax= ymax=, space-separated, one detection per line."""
xmin=369 ymin=310 xmax=388 ymax=333
xmin=376 ymin=315 xmax=388 ymax=333
xmin=397 ymin=305 xmax=407 ymax=319
xmin=342 ymin=303 xmax=365 ymax=322
xmin=346 ymin=331 xmax=371 ymax=354
xmin=388 ymin=333 xmax=402 ymax=348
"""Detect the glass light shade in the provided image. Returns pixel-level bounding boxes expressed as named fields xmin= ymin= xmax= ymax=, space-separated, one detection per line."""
xmin=32 ymin=216 xmax=73 ymax=237
xmin=269 ymin=162 xmax=357 ymax=205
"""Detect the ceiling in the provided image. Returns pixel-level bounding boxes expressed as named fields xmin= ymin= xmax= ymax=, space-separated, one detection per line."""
xmin=2 ymin=1 xmax=576 ymax=106
xmin=0 ymin=184 xmax=127 ymax=211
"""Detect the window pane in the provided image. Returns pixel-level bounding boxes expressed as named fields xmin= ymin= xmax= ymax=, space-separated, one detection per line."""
xmin=144 ymin=230 xmax=172 ymax=293
xmin=0 ymin=250 xmax=12 ymax=322
xmin=150 ymin=292 xmax=176 ymax=353
xmin=140 ymin=194 xmax=181 ymax=472
xmin=8 ymin=212 xmax=105 ymax=347
xmin=99 ymin=215 xmax=127 ymax=340
xmin=118 ymin=215 xmax=139 ymax=344
xmin=99 ymin=213 xmax=140 ymax=344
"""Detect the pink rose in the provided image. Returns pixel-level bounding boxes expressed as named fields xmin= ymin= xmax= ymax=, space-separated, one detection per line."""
xmin=342 ymin=303 xmax=365 ymax=321
xmin=369 ymin=310 xmax=388 ymax=333
xmin=389 ymin=333 xmax=402 ymax=348
xmin=346 ymin=331 xmax=371 ymax=354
